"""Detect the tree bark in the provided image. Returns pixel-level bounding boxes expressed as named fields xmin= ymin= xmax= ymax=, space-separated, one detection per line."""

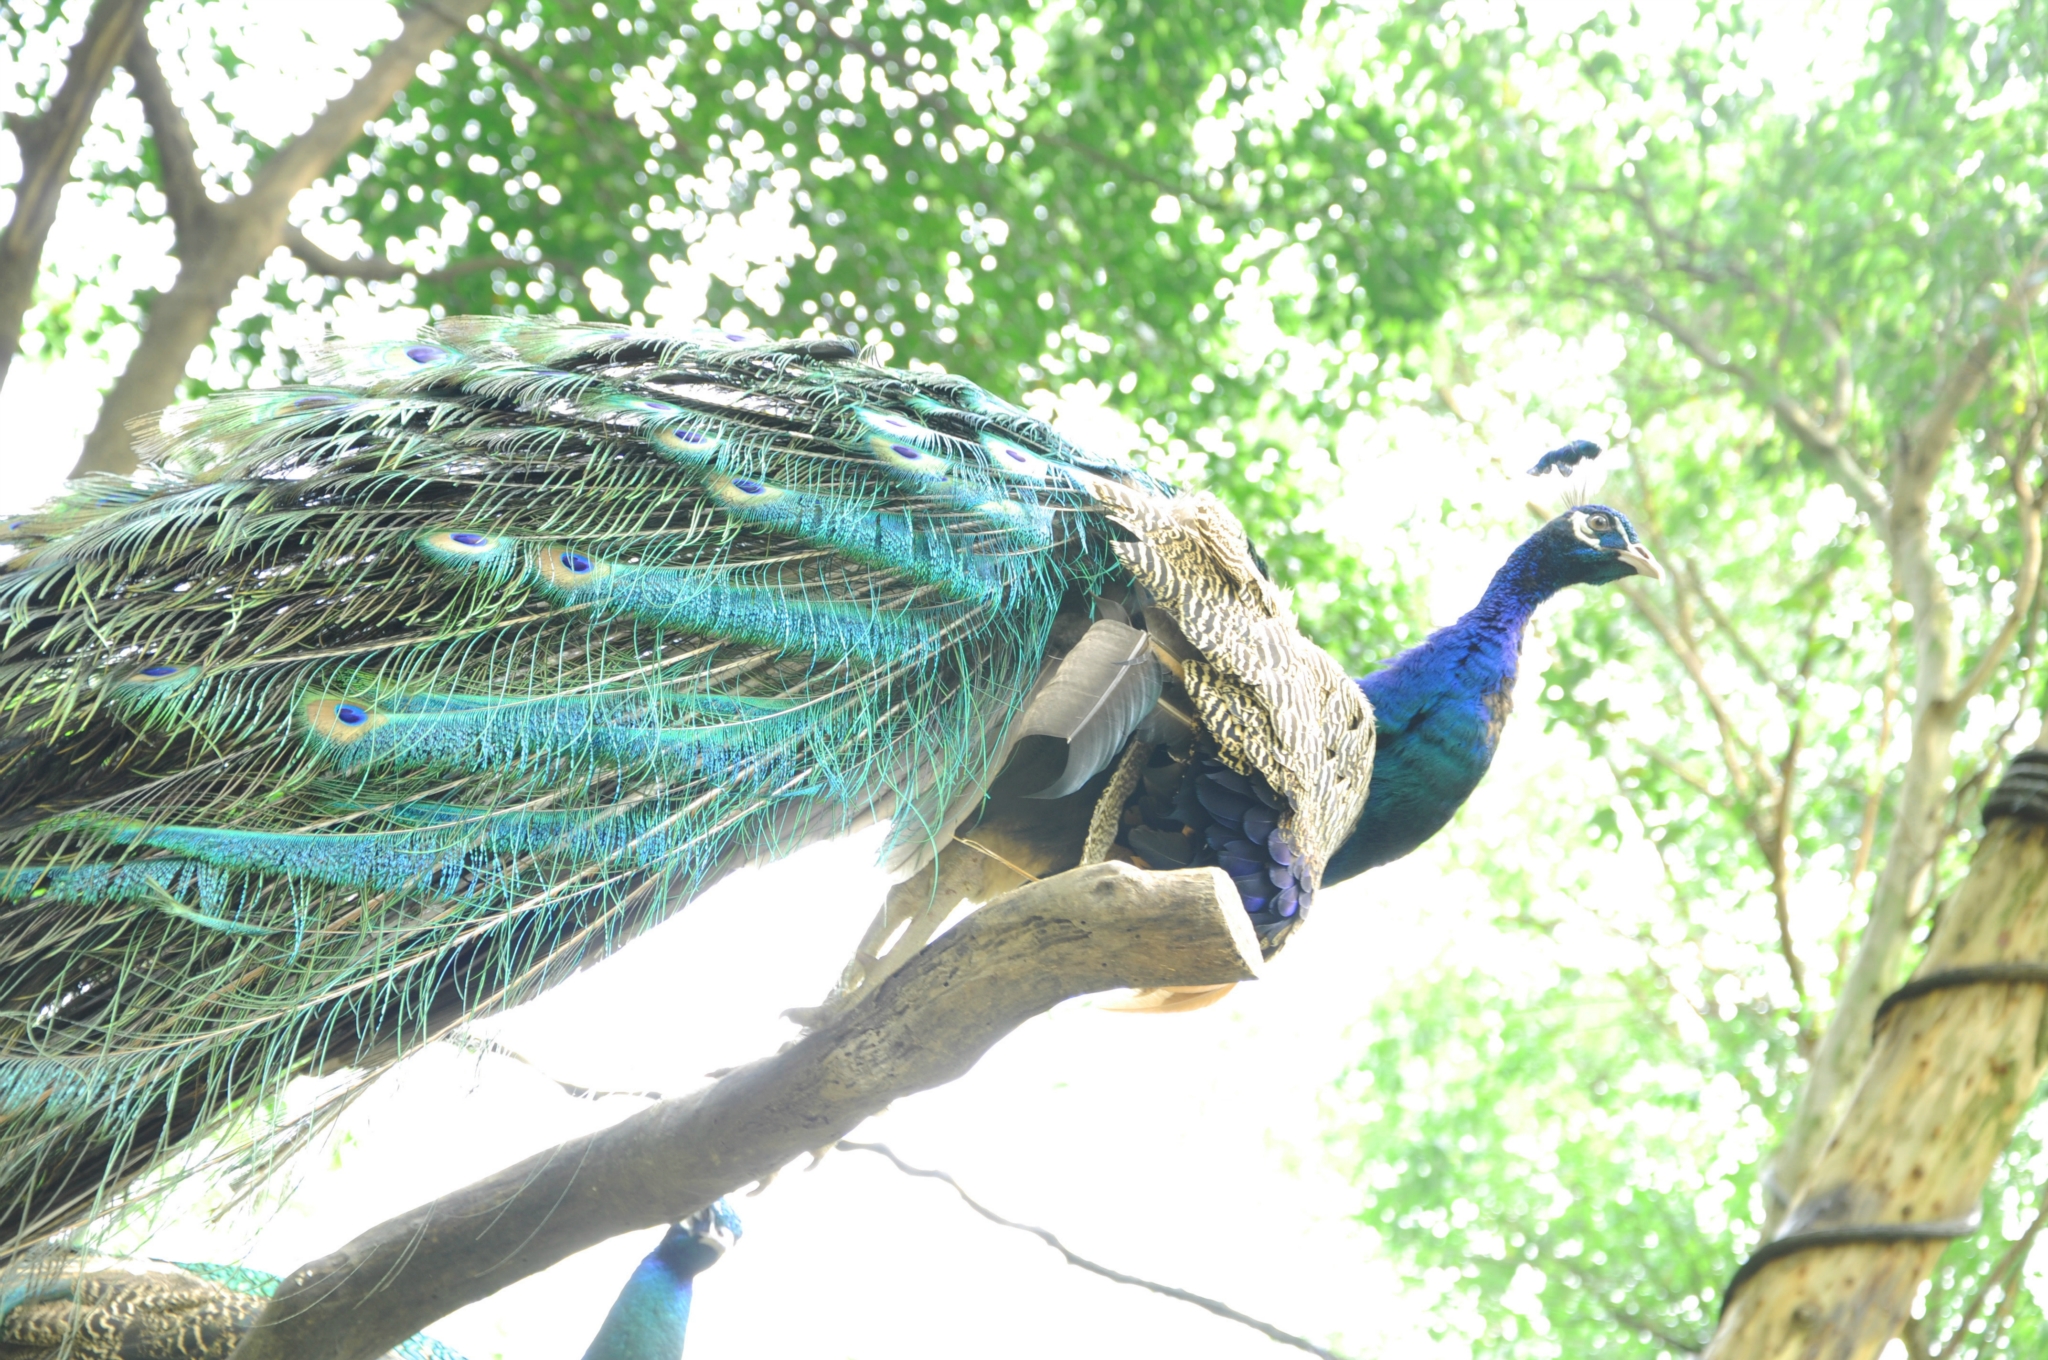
xmin=0 ymin=0 xmax=150 ymax=389
xmin=226 ymin=861 xmax=1261 ymax=1360
xmin=1706 ymin=748 xmax=2048 ymax=1358
xmin=1759 ymin=284 xmax=2043 ymax=1232
xmin=69 ymin=0 xmax=494 ymax=479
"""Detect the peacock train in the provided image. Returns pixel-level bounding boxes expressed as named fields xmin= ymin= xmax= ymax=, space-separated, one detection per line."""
xmin=0 ymin=318 xmax=1657 ymax=1259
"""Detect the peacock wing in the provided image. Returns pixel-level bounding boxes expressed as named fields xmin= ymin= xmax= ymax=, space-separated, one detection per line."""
xmin=1079 ymin=480 xmax=1376 ymax=954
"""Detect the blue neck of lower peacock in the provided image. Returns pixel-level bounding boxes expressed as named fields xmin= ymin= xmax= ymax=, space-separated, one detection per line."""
xmin=578 ymin=1257 xmax=694 ymax=1360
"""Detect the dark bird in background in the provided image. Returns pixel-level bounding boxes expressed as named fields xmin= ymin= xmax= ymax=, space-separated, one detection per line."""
xmin=0 ymin=1202 xmax=740 ymax=1360
xmin=1527 ymin=438 xmax=1603 ymax=477
xmin=0 ymin=319 xmax=1655 ymax=1248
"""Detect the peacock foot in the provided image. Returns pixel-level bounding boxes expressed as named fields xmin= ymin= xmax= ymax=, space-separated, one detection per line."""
xmin=782 ymin=866 xmax=969 ymax=1031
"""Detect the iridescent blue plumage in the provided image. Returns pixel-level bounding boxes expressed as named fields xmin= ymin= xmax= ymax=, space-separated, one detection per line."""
xmin=580 ymin=1203 xmax=740 ymax=1360
xmin=1326 ymin=504 xmax=1659 ymax=881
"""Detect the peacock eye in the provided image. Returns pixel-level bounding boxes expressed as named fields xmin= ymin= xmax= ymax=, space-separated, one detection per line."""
xmin=1588 ymin=513 xmax=1614 ymax=533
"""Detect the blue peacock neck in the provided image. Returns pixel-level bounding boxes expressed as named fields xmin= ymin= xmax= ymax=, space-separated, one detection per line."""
xmin=1433 ymin=534 xmax=1565 ymax=689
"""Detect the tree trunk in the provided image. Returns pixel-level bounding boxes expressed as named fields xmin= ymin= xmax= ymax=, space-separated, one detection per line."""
xmin=69 ymin=209 xmax=282 ymax=476
xmin=0 ymin=0 xmax=150 ymax=389
xmin=1707 ymin=746 xmax=2048 ymax=1358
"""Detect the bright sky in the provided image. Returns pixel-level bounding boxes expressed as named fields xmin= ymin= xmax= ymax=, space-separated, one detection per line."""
xmin=0 ymin=3 xmax=1935 ymax=1356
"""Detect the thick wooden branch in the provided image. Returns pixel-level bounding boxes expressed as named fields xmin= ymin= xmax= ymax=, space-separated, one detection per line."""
xmin=0 ymin=0 xmax=149 ymax=386
xmin=228 ymin=862 xmax=1259 ymax=1360
xmin=1707 ymin=761 xmax=2048 ymax=1357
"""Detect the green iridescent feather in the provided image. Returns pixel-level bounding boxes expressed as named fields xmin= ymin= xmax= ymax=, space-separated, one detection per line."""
xmin=0 ymin=320 xmax=1164 ymax=1257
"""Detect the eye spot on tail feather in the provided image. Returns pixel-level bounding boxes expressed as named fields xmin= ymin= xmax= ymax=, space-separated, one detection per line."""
xmin=532 ymin=545 xmax=614 ymax=588
xmin=418 ymin=531 xmax=518 ymax=567
xmin=870 ymin=435 xmax=950 ymax=480
xmin=303 ymin=696 xmax=388 ymax=743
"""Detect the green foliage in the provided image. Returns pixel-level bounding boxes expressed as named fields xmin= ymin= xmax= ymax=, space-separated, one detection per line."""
xmin=1319 ymin=0 xmax=2048 ymax=1349
xmin=1332 ymin=963 xmax=1784 ymax=1357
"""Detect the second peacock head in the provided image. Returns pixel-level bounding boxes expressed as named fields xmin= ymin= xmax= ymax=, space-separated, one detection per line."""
xmin=1530 ymin=503 xmax=1662 ymax=586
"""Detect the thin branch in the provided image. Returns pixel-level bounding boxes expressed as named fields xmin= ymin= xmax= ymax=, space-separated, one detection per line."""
xmin=1767 ymin=715 xmax=1809 ymax=1022
xmin=1579 ymin=268 xmax=1891 ymax=519
xmin=1938 ymin=1187 xmax=2048 ymax=1355
xmin=1954 ymin=404 xmax=2046 ymax=707
xmin=838 ymin=1141 xmax=1356 ymax=1360
xmin=1852 ymin=620 xmax=1904 ymax=891
xmin=1620 ymin=579 xmax=1770 ymax=796
xmin=443 ymin=1036 xmax=1348 ymax=1358
xmin=242 ymin=0 xmax=496 ymax=216
xmin=283 ymin=224 xmax=570 ymax=284
xmin=0 ymin=0 xmax=149 ymax=386
xmin=1632 ymin=737 xmax=1719 ymax=799
xmin=121 ymin=30 xmax=212 ymax=236
xmin=1677 ymin=558 xmax=1796 ymax=706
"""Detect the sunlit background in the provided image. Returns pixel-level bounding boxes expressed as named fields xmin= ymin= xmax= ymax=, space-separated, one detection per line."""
xmin=5 ymin=0 xmax=2046 ymax=1356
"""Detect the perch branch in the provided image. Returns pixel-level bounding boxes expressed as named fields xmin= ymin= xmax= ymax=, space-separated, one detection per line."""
xmin=228 ymin=861 xmax=1260 ymax=1360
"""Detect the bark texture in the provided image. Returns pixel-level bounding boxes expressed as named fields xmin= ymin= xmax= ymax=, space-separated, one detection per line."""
xmin=227 ymin=861 xmax=1260 ymax=1360
xmin=1707 ymin=791 xmax=2048 ymax=1358
xmin=0 ymin=0 xmax=149 ymax=388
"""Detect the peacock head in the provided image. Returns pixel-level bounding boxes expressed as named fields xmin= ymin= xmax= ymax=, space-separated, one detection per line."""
xmin=1522 ymin=504 xmax=1661 ymax=588
xmin=651 ymin=1200 xmax=743 ymax=1280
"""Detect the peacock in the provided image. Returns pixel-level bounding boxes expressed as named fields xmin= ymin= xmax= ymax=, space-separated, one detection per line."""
xmin=580 ymin=1202 xmax=740 ymax=1360
xmin=0 ymin=1202 xmax=738 ymax=1359
xmin=0 ymin=317 xmax=1656 ymax=1255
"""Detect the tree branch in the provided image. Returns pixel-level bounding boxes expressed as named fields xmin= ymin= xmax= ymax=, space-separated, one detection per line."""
xmin=1582 ymin=269 xmax=1891 ymax=519
xmin=228 ymin=862 xmax=1261 ymax=1360
xmin=1620 ymin=579 xmax=1772 ymax=795
xmin=1955 ymin=405 xmax=2046 ymax=707
xmin=242 ymin=1 xmax=493 ymax=217
xmin=1935 ymin=1179 xmax=2048 ymax=1357
xmin=838 ymin=1141 xmax=1354 ymax=1360
xmin=121 ymin=29 xmax=211 ymax=237
xmin=282 ymin=223 xmax=565 ymax=284
xmin=72 ymin=0 xmax=493 ymax=478
xmin=0 ymin=0 xmax=150 ymax=387
xmin=1677 ymin=558 xmax=1797 ymax=706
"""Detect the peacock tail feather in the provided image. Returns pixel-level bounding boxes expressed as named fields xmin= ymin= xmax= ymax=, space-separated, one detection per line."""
xmin=0 ymin=320 xmax=1169 ymax=1258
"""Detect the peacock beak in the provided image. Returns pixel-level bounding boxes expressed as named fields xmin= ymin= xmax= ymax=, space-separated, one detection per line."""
xmin=1616 ymin=543 xmax=1663 ymax=580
